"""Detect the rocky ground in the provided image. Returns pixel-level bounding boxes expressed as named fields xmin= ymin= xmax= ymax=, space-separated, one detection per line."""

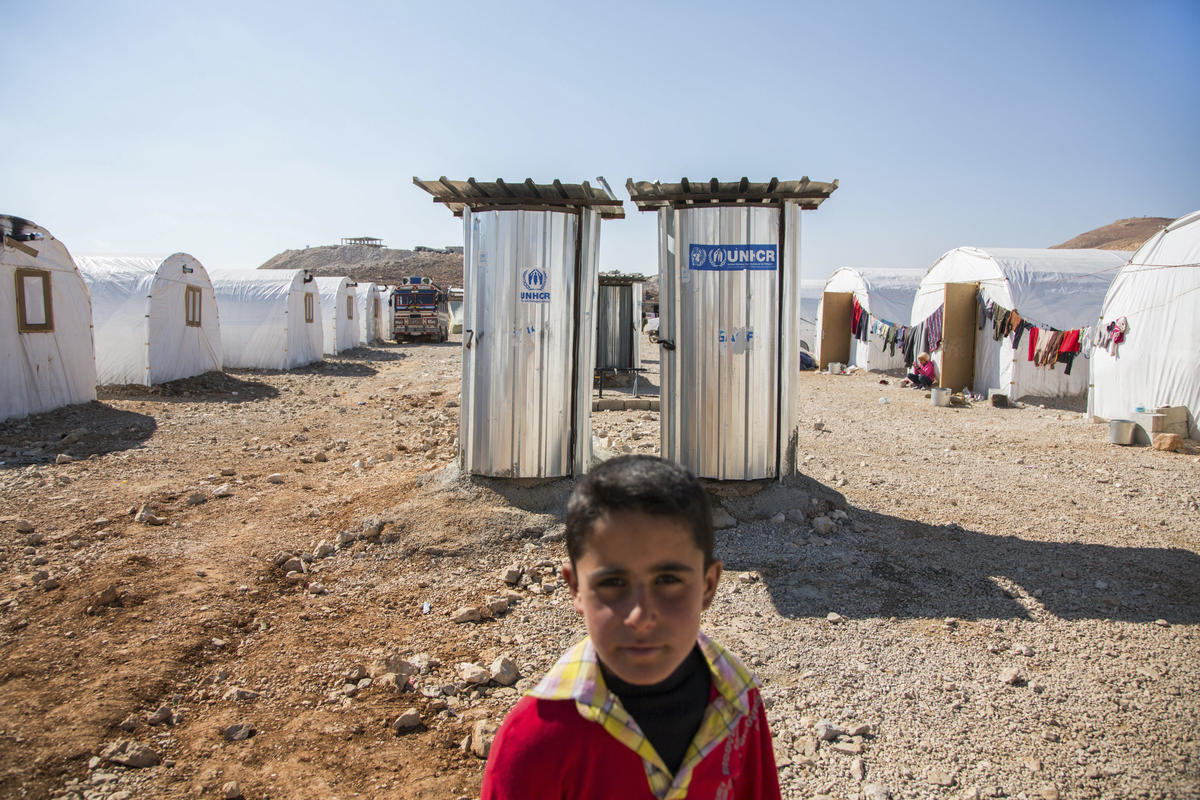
xmin=0 ymin=335 xmax=1196 ymax=800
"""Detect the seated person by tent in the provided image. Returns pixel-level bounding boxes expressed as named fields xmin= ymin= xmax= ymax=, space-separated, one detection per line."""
xmin=904 ymin=352 xmax=936 ymax=388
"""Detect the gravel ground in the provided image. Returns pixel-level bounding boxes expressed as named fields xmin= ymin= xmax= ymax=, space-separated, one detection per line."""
xmin=0 ymin=335 xmax=1196 ymax=800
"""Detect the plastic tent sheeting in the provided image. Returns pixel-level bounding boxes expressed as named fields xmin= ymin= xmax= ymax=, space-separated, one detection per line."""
xmin=1 ymin=216 xmax=97 ymax=422
xmin=912 ymin=248 xmax=1127 ymax=399
xmin=817 ymin=267 xmax=923 ymax=371
xmin=209 ymin=270 xmax=323 ymax=369
xmin=356 ymin=281 xmax=385 ymax=344
xmin=76 ymin=254 xmax=222 ymax=386
xmin=315 ymin=277 xmax=358 ymax=355
xmin=1091 ymin=211 xmax=1200 ymax=438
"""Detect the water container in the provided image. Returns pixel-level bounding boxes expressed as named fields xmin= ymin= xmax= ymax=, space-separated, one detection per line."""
xmin=1108 ymin=419 xmax=1136 ymax=445
xmin=930 ymin=387 xmax=951 ymax=407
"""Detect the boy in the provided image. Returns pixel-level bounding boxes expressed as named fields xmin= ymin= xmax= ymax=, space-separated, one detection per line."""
xmin=481 ymin=455 xmax=781 ymax=799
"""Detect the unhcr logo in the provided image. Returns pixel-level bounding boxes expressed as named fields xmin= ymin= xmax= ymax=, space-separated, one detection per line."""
xmin=520 ymin=267 xmax=551 ymax=302
xmin=688 ymin=244 xmax=778 ymax=271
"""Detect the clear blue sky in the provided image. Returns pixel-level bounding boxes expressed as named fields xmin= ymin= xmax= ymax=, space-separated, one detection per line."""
xmin=3 ymin=0 xmax=1198 ymax=281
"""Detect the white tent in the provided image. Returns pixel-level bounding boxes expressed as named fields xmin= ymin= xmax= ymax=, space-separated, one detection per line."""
xmin=209 ymin=269 xmax=323 ymax=369
xmin=912 ymin=247 xmax=1129 ymax=399
xmin=76 ymin=254 xmax=222 ymax=386
xmin=356 ymin=281 xmax=385 ymax=344
xmin=1091 ymin=211 xmax=1200 ymax=439
xmin=1 ymin=215 xmax=97 ymax=422
xmin=315 ymin=277 xmax=358 ymax=354
xmin=816 ymin=267 xmax=924 ymax=371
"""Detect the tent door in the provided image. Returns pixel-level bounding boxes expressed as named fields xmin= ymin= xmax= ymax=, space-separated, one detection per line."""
xmin=941 ymin=282 xmax=978 ymax=391
xmin=819 ymin=291 xmax=852 ymax=370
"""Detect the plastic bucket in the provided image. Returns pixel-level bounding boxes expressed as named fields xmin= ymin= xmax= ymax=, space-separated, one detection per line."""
xmin=828 ymin=362 xmax=844 ymax=374
xmin=930 ymin=388 xmax=951 ymax=407
xmin=1108 ymin=419 xmax=1136 ymax=445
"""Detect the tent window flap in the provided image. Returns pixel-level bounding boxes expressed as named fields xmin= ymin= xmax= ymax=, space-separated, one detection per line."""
xmin=346 ymin=295 xmax=354 ymax=320
xmin=185 ymin=285 xmax=202 ymax=327
xmin=15 ymin=268 xmax=54 ymax=333
xmin=304 ymin=292 xmax=314 ymax=323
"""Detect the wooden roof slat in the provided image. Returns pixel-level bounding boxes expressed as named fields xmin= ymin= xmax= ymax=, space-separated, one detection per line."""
xmin=414 ymin=176 xmax=624 ymax=219
xmin=623 ymin=176 xmax=837 ymax=212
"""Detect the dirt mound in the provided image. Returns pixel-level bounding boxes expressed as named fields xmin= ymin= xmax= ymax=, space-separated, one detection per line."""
xmin=1051 ymin=216 xmax=1171 ymax=251
xmin=259 ymin=245 xmax=462 ymax=288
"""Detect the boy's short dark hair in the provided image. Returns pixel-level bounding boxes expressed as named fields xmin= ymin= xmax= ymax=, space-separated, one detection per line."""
xmin=566 ymin=455 xmax=715 ymax=567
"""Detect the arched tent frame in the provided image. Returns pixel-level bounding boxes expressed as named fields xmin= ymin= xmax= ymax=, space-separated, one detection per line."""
xmin=355 ymin=281 xmax=385 ymax=344
xmin=315 ymin=276 xmax=358 ymax=354
xmin=76 ymin=254 xmax=222 ymax=386
xmin=1090 ymin=211 xmax=1200 ymax=439
xmin=816 ymin=267 xmax=923 ymax=372
xmin=209 ymin=269 xmax=323 ymax=370
xmin=911 ymin=248 xmax=1127 ymax=399
xmin=1 ymin=215 xmax=97 ymax=421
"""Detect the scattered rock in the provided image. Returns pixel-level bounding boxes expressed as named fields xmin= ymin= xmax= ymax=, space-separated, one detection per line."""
xmin=862 ymin=784 xmax=892 ymax=800
xmin=100 ymin=739 xmax=161 ymax=768
xmin=927 ymin=767 xmax=956 ymax=787
xmin=451 ymin=606 xmax=482 ymax=623
xmin=847 ymin=722 xmax=872 ymax=736
xmin=184 ymin=492 xmax=207 ymax=506
xmin=266 ymin=473 xmax=285 ymax=484
xmin=213 ymin=484 xmax=234 ymax=498
xmin=826 ymin=612 xmax=846 ymax=625
xmin=221 ymin=723 xmax=255 ymax=741
xmin=490 ymin=656 xmax=519 ymax=686
xmin=1038 ymin=785 xmax=1060 ymax=800
xmin=850 ymin=756 xmax=865 ymax=781
xmin=469 ymin=719 xmax=498 ymax=758
xmin=458 ymin=662 xmax=490 ymax=685
xmin=1152 ymin=433 xmax=1182 ymax=451
xmin=134 ymin=505 xmax=165 ymax=526
xmin=145 ymin=706 xmax=174 ymax=725
xmin=220 ymin=467 xmax=236 ymax=476
xmin=815 ymin=720 xmax=846 ymax=741
xmin=999 ymin=667 xmax=1023 ymax=685
xmin=370 ymin=654 xmax=415 ymax=680
xmin=55 ymin=453 xmax=74 ymax=465
xmin=222 ymin=687 xmax=261 ymax=702
xmin=313 ymin=540 xmax=335 ymax=558
xmin=14 ymin=520 xmax=34 ymax=534
xmin=118 ymin=714 xmax=139 ymax=733
xmin=500 ymin=565 xmax=523 ymax=585
xmin=812 ymin=516 xmax=837 ymax=535
xmin=831 ymin=741 xmax=862 ymax=755
xmin=392 ymin=708 xmax=422 ymax=732
xmin=222 ymin=781 xmax=244 ymax=800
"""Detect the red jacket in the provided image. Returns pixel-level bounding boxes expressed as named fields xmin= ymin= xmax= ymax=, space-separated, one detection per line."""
xmin=481 ymin=688 xmax=779 ymax=799
xmin=481 ymin=635 xmax=780 ymax=800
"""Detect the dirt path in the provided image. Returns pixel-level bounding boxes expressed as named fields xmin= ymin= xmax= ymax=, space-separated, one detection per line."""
xmin=0 ymin=340 xmax=1196 ymax=800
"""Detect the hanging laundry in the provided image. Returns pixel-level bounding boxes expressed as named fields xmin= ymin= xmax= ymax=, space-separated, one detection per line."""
xmin=1106 ymin=317 xmax=1128 ymax=356
xmin=925 ymin=305 xmax=944 ymax=352
xmin=1011 ymin=319 xmax=1030 ymax=350
xmin=1028 ymin=326 xmax=1039 ymax=362
xmin=1057 ymin=329 xmax=1081 ymax=354
xmin=991 ymin=303 xmax=1010 ymax=341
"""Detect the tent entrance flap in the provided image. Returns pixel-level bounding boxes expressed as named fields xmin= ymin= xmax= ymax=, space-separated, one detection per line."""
xmin=819 ymin=291 xmax=852 ymax=370
xmin=941 ymin=282 xmax=978 ymax=391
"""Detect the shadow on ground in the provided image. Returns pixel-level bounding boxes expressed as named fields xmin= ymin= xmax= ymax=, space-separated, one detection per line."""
xmin=716 ymin=475 xmax=1200 ymax=625
xmin=98 ymin=371 xmax=280 ymax=404
xmin=0 ymin=402 xmax=157 ymax=468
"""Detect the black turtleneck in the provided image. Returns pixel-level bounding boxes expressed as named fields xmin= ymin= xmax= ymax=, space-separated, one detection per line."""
xmin=600 ymin=645 xmax=711 ymax=775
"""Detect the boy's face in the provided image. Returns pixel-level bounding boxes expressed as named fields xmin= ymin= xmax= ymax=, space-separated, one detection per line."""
xmin=562 ymin=511 xmax=722 ymax=686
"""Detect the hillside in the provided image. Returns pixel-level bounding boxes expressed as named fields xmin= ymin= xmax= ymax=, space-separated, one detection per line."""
xmin=1051 ymin=216 xmax=1170 ymax=251
xmin=259 ymin=244 xmax=463 ymax=288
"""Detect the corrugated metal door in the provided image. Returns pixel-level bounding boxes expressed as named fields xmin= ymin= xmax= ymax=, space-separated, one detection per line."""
xmin=459 ymin=208 xmax=597 ymax=477
xmin=660 ymin=206 xmax=782 ymax=480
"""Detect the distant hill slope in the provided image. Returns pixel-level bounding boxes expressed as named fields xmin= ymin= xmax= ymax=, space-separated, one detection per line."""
xmin=1051 ymin=217 xmax=1170 ymax=251
xmin=259 ymin=245 xmax=463 ymax=288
